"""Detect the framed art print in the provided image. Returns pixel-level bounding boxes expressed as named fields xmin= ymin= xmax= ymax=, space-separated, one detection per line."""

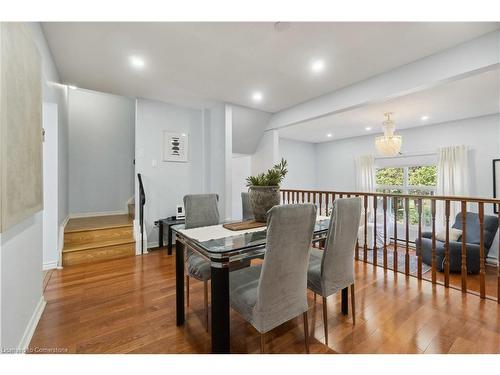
xmin=493 ymin=159 xmax=500 ymax=213
xmin=162 ymin=131 xmax=189 ymax=162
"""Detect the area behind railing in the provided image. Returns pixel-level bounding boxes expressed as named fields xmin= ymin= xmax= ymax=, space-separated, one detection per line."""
xmin=281 ymin=189 xmax=500 ymax=303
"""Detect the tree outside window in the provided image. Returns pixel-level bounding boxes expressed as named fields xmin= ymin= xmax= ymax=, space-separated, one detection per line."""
xmin=376 ymin=165 xmax=437 ymax=228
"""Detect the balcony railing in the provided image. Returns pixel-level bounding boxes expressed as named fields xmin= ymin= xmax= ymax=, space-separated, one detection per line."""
xmin=281 ymin=189 xmax=500 ymax=304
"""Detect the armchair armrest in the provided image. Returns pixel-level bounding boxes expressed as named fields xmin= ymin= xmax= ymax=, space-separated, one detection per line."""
xmin=421 ymin=231 xmax=433 ymax=239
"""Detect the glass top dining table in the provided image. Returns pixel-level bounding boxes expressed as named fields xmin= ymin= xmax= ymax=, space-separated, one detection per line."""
xmin=172 ymin=218 xmax=350 ymax=353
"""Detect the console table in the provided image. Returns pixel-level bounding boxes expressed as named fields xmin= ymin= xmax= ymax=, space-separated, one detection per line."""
xmin=154 ymin=218 xmax=185 ymax=255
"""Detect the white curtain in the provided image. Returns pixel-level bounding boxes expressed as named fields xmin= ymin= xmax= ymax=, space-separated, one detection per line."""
xmin=436 ymin=145 xmax=469 ymax=228
xmin=355 ymin=155 xmax=375 ymax=223
xmin=355 ymin=155 xmax=375 ymax=192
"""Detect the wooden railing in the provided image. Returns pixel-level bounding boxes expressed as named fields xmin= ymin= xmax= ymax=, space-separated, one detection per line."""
xmin=281 ymin=189 xmax=500 ymax=303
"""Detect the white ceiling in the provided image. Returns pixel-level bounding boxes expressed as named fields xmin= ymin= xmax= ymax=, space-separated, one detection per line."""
xmin=278 ymin=67 xmax=500 ymax=143
xmin=42 ymin=22 xmax=499 ymax=112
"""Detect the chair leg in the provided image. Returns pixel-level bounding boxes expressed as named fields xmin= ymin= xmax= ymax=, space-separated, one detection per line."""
xmin=350 ymin=284 xmax=356 ymax=325
xmin=186 ymin=275 xmax=190 ymax=307
xmin=322 ymin=296 xmax=328 ymax=345
xmin=260 ymin=333 xmax=265 ymax=354
xmin=204 ymin=280 xmax=209 ymax=332
xmin=302 ymin=311 xmax=310 ymax=354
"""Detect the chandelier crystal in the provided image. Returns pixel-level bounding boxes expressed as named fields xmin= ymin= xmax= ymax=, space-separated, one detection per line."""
xmin=375 ymin=112 xmax=402 ymax=156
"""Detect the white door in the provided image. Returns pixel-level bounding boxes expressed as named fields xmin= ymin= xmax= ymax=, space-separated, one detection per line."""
xmin=42 ymin=103 xmax=59 ymax=270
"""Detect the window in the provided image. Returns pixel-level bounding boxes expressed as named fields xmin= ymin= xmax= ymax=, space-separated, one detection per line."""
xmin=376 ymin=165 xmax=437 ymax=228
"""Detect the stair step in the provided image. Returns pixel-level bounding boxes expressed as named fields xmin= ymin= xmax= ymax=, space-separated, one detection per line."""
xmin=64 ymin=225 xmax=133 ymax=247
xmin=63 ymin=238 xmax=135 ymax=253
xmin=62 ymin=242 xmax=135 ymax=266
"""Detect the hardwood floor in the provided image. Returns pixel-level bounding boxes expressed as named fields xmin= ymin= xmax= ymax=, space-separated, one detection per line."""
xmin=30 ymin=249 xmax=500 ymax=354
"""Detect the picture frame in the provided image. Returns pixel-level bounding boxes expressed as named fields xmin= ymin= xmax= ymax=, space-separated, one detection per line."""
xmin=493 ymin=159 xmax=500 ymax=213
xmin=162 ymin=131 xmax=189 ymax=162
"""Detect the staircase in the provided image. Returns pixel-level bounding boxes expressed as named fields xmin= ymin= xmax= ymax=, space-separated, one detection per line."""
xmin=62 ymin=215 xmax=136 ymax=266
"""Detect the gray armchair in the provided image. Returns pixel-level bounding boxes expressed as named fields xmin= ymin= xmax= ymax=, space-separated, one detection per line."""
xmin=229 ymin=204 xmax=317 ymax=353
xmin=183 ymin=194 xmax=220 ymax=331
xmin=241 ymin=192 xmax=254 ymax=221
xmin=307 ymin=197 xmax=362 ymax=345
xmin=415 ymin=212 xmax=498 ymax=274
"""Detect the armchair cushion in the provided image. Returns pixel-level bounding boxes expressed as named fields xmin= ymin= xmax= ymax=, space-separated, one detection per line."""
xmin=452 ymin=212 xmax=498 ymax=249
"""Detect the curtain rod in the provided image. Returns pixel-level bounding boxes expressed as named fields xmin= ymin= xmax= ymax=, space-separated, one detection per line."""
xmin=374 ymin=151 xmax=437 ymax=160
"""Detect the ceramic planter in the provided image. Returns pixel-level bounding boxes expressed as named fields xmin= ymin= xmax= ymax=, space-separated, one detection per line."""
xmin=248 ymin=186 xmax=281 ymax=222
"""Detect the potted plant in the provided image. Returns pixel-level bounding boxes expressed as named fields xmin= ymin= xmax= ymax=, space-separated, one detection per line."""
xmin=246 ymin=158 xmax=288 ymax=222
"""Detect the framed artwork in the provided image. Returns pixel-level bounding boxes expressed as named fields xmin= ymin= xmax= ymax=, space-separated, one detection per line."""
xmin=162 ymin=131 xmax=189 ymax=162
xmin=493 ymin=159 xmax=500 ymax=213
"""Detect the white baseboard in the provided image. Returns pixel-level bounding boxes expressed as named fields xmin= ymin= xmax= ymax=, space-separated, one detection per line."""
xmin=18 ymin=296 xmax=46 ymax=352
xmin=43 ymin=261 xmax=59 ymax=271
xmin=69 ymin=210 xmax=128 ymax=219
xmin=147 ymin=241 xmax=159 ymax=249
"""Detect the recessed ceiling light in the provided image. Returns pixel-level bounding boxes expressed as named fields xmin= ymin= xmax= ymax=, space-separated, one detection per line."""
xmin=67 ymin=85 xmax=77 ymax=90
xmin=421 ymin=115 xmax=429 ymax=121
xmin=365 ymin=127 xmax=372 ymax=131
xmin=327 ymin=133 xmax=333 ymax=138
xmin=129 ymin=56 xmax=145 ymax=69
xmin=252 ymin=91 xmax=263 ymax=102
xmin=311 ymin=59 xmax=325 ymax=73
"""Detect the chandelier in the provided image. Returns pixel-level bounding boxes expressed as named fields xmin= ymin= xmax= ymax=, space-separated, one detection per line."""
xmin=375 ymin=112 xmax=402 ymax=156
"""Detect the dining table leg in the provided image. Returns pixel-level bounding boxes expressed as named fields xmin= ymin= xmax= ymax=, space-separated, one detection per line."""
xmin=211 ymin=264 xmax=230 ymax=353
xmin=175 ymin=239 xmax=185 ymax=326
xmin=341 ymin=287 xmax=348 ymax=315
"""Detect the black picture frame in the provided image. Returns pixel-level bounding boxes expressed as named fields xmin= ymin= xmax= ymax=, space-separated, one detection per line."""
xmin=493 ymin=159 xmax=500 ymax=214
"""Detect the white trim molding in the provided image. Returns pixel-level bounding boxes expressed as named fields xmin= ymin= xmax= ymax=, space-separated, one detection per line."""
xmin=42 ymin=261 xmax=59 ymax=271
xmin=18 ymin=296 xmax=46 ymax=353
xmin=69 ymin=210 xmax=128 ymax=219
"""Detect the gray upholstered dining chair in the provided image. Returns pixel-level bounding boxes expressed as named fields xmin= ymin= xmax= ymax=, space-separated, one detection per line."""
xmin=183 ymin=193 xmax=220 ymax=332
xmin=229 ymin=203 xmax=317 ymax=353
xmin=241 ymin=192 xmax=254 ymax=221
xmin=307 ymin=197 xmax=362 ymax=345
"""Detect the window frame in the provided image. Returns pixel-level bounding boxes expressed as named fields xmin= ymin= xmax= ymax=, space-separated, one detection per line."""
xmin=375 ymin=164 xmax=437 ymax=196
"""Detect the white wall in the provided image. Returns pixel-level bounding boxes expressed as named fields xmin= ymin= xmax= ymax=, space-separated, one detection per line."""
xmin=315 ymin=114 xmax=500 ymax=262
xmin=279 ymin=138 xmax=317 ymax=190
xmin=316 ymin=114 xmax=500 ymax=197
xmin=27 ymin=23 xmax=69 ymax=227
xmin=135 ymin=98 xmax=205 ymax=247
xmin=251 ymin=130 xmax=279 ymax=175
xmin=1 ymin=22 xmax=67 ymax=350
xmin=231 ymin=154 xmax=252 ymax=220
xmin=208 ymin=104 xmax=233 ymax=219
xmin=232 ymin=105 xmax=271 ymax=155
xmin=68 ymin=89 xmax=135 ymax=215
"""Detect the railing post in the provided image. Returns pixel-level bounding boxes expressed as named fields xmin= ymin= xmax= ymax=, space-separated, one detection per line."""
xmin=393 ymin=196 xmax=398 ymax=273
xmin=319 ymin=193 xmax=323 ymax=216
xmin=460 ymin=201 xmax=468 ymax=293
xmin=431 ymin=199 xmax=437 ymax=284
xmin=498 ymin=207 xmax=500 ymax=304
xmin=373 ymin=195 xmax=378 ymax=267
xmin=444 ymin=200 xmax=450 ymax=288
xmin=405 ymin=197 xmax=410 ymax=276
xmin=417 ymin=198 xmax=423 ymax=280
xmin=383 ymin=196 xmax=388 ymax=270
xmin=478 ymin=202 xmax=486 ymax=299
xmin=363 ymin=195 xmax=368 ymax=263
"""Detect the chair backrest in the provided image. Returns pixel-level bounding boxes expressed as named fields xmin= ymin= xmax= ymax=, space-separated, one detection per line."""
xmin=452 ymin=211 xmax=499 ymax=249
xmin=254 ymin=204 xmax=317 ymax=331
xmin=183 ymin=194 xmax=220 ymax=229
xmin=321 ymin=197 xmax=362 ymax=295
xmin=241 ymin=192 xmax=254 ymax=221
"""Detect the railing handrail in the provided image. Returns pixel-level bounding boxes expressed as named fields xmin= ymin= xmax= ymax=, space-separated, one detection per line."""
xmin=281 ymin=187 xmax=500 ymax=303
xmin=280 ymin=188 xmax=500 ymax=205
